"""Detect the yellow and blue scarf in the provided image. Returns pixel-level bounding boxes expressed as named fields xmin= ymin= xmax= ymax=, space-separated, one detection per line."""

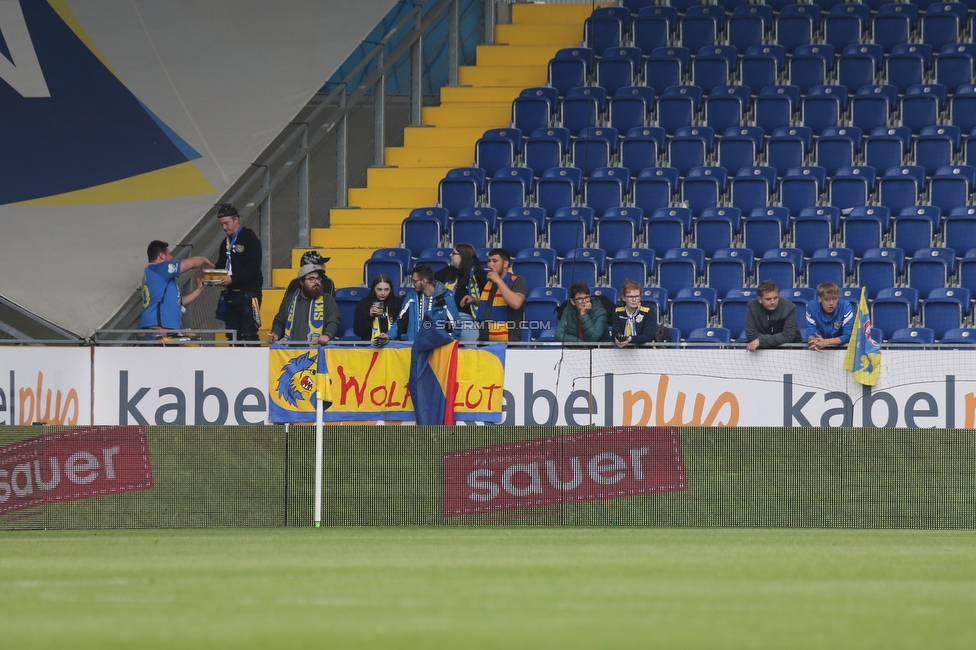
xmin=478 ymin=271 xmax=518 ymax=342
xmin=283 ymin=293 xmax=325 ymax=341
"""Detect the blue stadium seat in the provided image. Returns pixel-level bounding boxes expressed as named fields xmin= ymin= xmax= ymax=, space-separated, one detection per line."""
xmin=864 ymin=126 xmax=911 ymax=172
xmin=657 ymin=85 xmax=702 ymax=135
xmin=657 ymin=247 xmax=704 ymax=295
xmin=585 ymin=8 xmax=626 ymax=54
xmin=806 ymin=247 xmax=853 ymax=289
xmin=681 ymin=5 xmax=724 ymax=52
xmin=633 ymin=5 xmax=675 ymax=55
xmin=402 ymin=217 xmax=442 ymax=255
xmin=829 ymin=165 xmax=875 ymax=210
xmin=571 ymin=126 xmax=616 ymax=175
xmin=754 ymin=85 xmax=799 ymax=135
xmin=950 ymin=85 xmax=976 ymax=134
xmin=802 ymin=85 xmax=846 ymax=135
xmin=879 ymin=166 xmax=925 ymax=216
xmin=756 ymin=247 xmax=802 ymax=289
xmin=512 ymin=87 xmax=558 ymax=134
xmin=558 ymin=248 xmax=606 ymax=288
xmin=825 ymin=3 xmax=869 ymax=51
xmin=884 ymin=44 xmax=928 ymax=95
xmin=439 ymin=168 xmax=482 ymax=217
xmin=335 ymin=286 xmax=369 ymax=340
xmin=729 ymin=166 xmax=774 ymax=214
xmin=694 ymin=45 xmax=738 ymax=95
xmin=596 ymin=216 xmax=637 ymax=257
xmin=705 ymin=85 xmax=751 ymax=133
xmin=936 ymin=43 xmax=976 ymax=92
xmin=929 ymin=165 xmax=976 ymax=215
xmin=670 ymin=296 xmax=711 ymax=339
xmin=548 ymin=47 xmax=593 ymax=97
xmin=681 ymin=166 xmax=726 ymax=217
xmin=706 ymin=248 xmax=751 ymax=295
xmin=498 ymin=215 xmax=539 ymax=256
xmin=901 ymin=84 xmax=947 ymax=134
xmin=633 ymin=167 xmax=678 ymax=213
xmin=584 ymin=167 xmax=628 ymax=217
xmin=889 ymin=327 xmax=935 ymax=345
xmin=921 ymin=2 xmax=963 ymax=51
xmin=729 ymin=5 xmax=771 ymax=52
xmin=791 ymin=215 xmax=832 ymax=258
xmin=789 ymin=44 xmax=834 ymax=94
xmin=451 ymin=207 xmax=498 ymax=250
xmin=620 ymin=126 xmax=665 ymax=176
xmin=775 ymin=3 xmax=818 ymax=54
xmin=740 ymin=45 xmax=782 ymax=95
xmin=608 ymin=86 xmax=655 ymax=133
xmin=872 ymin=3 xmax=916 ymax=53
xmin=597 ymin=48 xmax=641 ymax=96
xmin=850 ymin=84 xmax=897 ymax=133
xmin=742 ymin=211 xmax=785 ymax=258
xmin=780 ymin=166 xmax=824 ymax=216
xmin=815 ymin=126 xmax=860 ymax=176
xmin=536 ymin=167 xmax=580 ymax=217
xmin=907 ymin=255 xmax=950 ymax=296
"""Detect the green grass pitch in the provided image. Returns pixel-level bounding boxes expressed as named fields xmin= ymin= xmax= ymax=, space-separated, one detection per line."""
xmin=2 ymin=528 xmax=974 ymax=649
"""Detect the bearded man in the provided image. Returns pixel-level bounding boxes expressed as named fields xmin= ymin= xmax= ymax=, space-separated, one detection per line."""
xmin=268 ymin=264 xmax=341 ymax=345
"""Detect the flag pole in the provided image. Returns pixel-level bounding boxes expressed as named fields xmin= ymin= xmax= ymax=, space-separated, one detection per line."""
xmin=314 ymin=388 xmax=324 ymax=527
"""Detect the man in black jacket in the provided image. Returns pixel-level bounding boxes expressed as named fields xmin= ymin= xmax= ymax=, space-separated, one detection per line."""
xmin=215 ymin=204 xmax=264 ymax=341
xmin=744 ymin=280 xmax=802 ymax=352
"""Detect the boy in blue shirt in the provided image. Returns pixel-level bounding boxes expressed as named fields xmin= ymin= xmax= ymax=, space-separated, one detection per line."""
xmin=805 ymin=282 xmax=855 ymax=351
xmin=139 ymin=240 xmax=214 ymax=335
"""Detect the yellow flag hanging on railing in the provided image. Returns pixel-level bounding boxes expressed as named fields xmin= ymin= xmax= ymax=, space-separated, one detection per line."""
xmin=843 ymin=287 xmax=882 ymax=386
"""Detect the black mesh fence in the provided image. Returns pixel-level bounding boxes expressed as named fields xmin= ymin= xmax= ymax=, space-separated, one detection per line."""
xmin=1 ymin=425 xmax=973 ymax=530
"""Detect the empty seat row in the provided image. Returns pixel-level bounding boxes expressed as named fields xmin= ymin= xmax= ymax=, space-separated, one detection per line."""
xmin=582 ymin=3 xmax=976 ymax=56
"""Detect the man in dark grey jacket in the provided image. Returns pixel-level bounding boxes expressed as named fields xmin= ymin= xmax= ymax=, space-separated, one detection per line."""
xmin=744 ymin=280 xmax=802 ymax=352
xmin=267 ymin=264 xmax=341 ymax=345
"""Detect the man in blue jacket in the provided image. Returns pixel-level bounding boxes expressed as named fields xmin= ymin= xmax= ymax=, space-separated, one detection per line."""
xmin=805 ymin=282 xmax=855 ymax=351
xmin=379 ymin=264 xmax=458 ymax=342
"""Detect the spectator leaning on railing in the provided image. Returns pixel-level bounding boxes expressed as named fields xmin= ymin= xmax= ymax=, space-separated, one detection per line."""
xmin=744 ymin=280 xmax=802 ymax=352
xmin=555 ymin=282 xmax=612 ymax=343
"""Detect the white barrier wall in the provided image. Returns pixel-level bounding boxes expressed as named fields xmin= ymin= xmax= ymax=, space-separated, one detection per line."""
xmin=2 ymin=347 xmax=974 ymax=427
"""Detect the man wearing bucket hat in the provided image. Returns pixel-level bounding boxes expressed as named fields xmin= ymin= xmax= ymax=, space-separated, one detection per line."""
xmin=267 ymin=264 xmax=341 ymax=345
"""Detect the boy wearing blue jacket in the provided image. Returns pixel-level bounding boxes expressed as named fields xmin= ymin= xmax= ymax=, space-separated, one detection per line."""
xmin=379 ymin=264 xmax=459 ymax=342
xmin=806 ymin=282 xmax=855 ymax=351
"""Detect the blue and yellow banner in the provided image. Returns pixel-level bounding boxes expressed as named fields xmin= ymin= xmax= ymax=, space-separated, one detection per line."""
xmin=844 ymin=287 xmax=882 ymax=387
xmin=267 ymin=343 xmax=506 ymax=423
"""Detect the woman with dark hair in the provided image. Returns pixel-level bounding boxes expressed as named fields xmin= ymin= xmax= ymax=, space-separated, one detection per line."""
xmin=434 ymin=242 xmax=487 ymax=341
xmin=353 ymin=274 xmax=402 ymax=341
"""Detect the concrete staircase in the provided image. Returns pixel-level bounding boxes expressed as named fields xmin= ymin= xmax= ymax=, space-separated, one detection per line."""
xmin=260 ymin=2 xmax=600 ymax=335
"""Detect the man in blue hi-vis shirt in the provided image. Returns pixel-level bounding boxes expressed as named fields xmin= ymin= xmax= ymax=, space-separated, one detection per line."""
xmin=806 ymin=282 xmax=855 ymax=351
xmin=139 ymin=240 xmax=214 ymax=335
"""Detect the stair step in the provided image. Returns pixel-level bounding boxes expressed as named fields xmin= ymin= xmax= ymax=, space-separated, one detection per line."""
xmin=329 ymin=208 xmax=411 ymax=226
xmin=422 ymin=104 xmax=511 ymax=127
xmin=366 ymin=166 xmax=452 ymax=188
xmin=440 ymin=85 xmax=523 ymax=104
xmin=349 ymin=186 xmax=437 ymax=209
xmin=403 ymin=126 xmax=486 ymax=148
xmin=458 ymin=65 xmax=548 ymax=88
xmin=511 ymin=3 xmax=609 ymax=25
xmin=314 ymin=226 xmax=401 ymax=249
xmin=386 ymin=146 xmax=474 ymax=167
xmin=495 ymin=23 xmax=582 ymax=46
xmin=475 ymin=44 xmax=563 ymax=67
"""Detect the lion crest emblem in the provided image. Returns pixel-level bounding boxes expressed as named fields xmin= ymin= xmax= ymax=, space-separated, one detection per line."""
xmin=275 ymin=351 xmax=318 ymax=407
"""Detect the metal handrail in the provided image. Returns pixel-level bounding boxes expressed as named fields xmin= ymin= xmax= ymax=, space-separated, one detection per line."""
xmin=103 ymin=0 xmax=462 ymax=335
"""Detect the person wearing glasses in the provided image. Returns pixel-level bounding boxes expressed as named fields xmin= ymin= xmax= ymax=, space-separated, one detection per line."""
xmin=554 ymin=282 xmax=611 ymax=343
xmin=379 ymin=264 xmax=458 ymax=342
xmin=267 ymin=264 xmax=341 ymax=345
xmin=435 ymin=243 xmax=487 ymax=342
xmin=611 ymin=279 xmax=668 ymax=347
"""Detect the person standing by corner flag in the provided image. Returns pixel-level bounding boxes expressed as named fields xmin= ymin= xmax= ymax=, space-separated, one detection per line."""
xmin=844 ymin=287 xmax=881 ymax=386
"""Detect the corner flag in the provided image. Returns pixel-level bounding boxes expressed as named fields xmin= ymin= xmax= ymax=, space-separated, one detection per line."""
xmin=843 ymin=287 xmax=881 ymax=386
